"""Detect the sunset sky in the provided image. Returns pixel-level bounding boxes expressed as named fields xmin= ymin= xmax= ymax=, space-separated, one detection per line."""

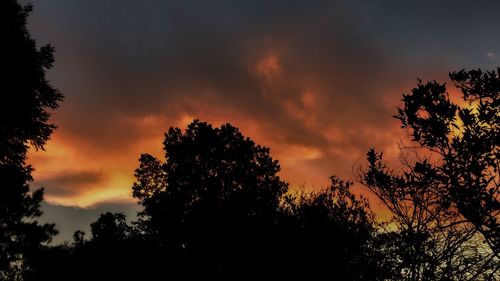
xmin=24 ymin=0 xmax=500 ymax=243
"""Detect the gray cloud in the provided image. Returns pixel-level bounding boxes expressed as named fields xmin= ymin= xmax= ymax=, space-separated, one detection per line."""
xmin=37 ymin=170 xmax=105 ymax=197
xmin=25 ymin=0 xmax=500 ymax=201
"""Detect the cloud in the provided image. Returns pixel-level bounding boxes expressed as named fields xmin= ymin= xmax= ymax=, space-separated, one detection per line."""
xmin=36 ymin=170 xmax=105 ymax=197
xmin=25 ymin=0 xmax=498 ymax=208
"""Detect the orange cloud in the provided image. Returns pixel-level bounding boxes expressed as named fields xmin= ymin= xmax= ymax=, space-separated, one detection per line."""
xmin=25 ymin=17 xmax=439 ymax=214
xmin=257 ymin=54 xmax=281 ymax=79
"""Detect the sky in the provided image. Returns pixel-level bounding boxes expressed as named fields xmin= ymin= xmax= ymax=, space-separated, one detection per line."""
xmin=22 ymin=0 xmax=500 ymax=243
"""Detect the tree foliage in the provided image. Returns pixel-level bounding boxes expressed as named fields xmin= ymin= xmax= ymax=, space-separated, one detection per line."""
xmin=127 ymin=120 xmax=377 ymax=279
xmin=5 ymin=0 xmax=498 ymax=277
xmin=0 ymin=0 xmax=63 ymax=279
xmin=31 ymin=120 xmax=378 ymax=280
xmin=132 ymin=120 xmax=288 ymax=238
xmin=362 ymin=150 xmax=498 ymax=280
xmin=360 ymin=68 xmax=500 ymax=280
xmin=279 ymin=176 xmax=378 ymax=280
xmin=396 ymin=69 xmax=499 ymax=253
xmin=131 ymin=120 xmax=289 ymax=278
xmin=90 ymin=212 xmax=131 ymax=243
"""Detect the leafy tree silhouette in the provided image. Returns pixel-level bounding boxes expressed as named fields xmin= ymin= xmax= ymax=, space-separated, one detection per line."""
xmin=31 ymin=122 xmax=387 ymax=280
xmin=0 ymin=1 xmax=63 ymax=279
xmin=395 ymin=70 xmax=499 ymax=253
xmin=90 ymin=212 xmax=131 ymax=243
xmin=278 ymin=176 xmax=379 ymax=280
xmin=132 ymin=120 xmax=289 ymax=278
xmin=6 ymin=0 xmax=497 ymax=278
xmin=127 ymin=120 xmax=381 ymax=279
xmin=360 ymin=69 xmax=500 ymax=280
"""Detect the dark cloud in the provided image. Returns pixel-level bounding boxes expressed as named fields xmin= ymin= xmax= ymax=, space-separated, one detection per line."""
xmin=37 ymin=170 xmax=105 ymax=197
xmin=24 ymin=0 xmax=500 ymax=204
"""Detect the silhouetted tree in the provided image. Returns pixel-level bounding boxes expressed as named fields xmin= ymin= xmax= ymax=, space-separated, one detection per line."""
xmin=362 ymin=150 xmax=498 ymax=280
xmin=78 ymin=212 xmax=142 ymax=280
xmin=132 ymin=120 xmax=288 ymax=278
xmin=90 ymin=212 xmax=131 ymax=243
xmin=127 ymin=120 xmax=387 ymax=279
xmin=360 ymin=68 xmax=500 ymax=280
xmin=34 ymin=121 xmax=290 ymax=280
xmin=395 ymin=70 xmax=499 ymax=253
xmin=32 ymin=120 xmax=402 ymax=280
xmin=30 ymin=213 xmax=150 ymax=281
xmin=278 ymin=176 xmax=380 ymax=280
xmin=0 ymin=0 xmax=63 ymax=279
xmin=72 ymin=230 xmax=86 ymax=248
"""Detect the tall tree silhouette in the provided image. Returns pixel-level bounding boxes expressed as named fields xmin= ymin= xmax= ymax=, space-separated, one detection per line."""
xmin=36 ymin=120 xmax=381 ymax=280
xmin=132 ymin=120 xmax=288 ymax=278
xmin=394 ymin=70 xmax=499 ymax=254
xmin=0 ymin=0 xmax=63 ymax=279
xmin=360 ymin=68 xmax=500 ymax=279
xmin=128 ymin=120 xmax=383 ymax=279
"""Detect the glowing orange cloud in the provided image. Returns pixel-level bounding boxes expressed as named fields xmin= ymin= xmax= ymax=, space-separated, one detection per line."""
xmin=27 ymin=49 xmax=413 ymax=216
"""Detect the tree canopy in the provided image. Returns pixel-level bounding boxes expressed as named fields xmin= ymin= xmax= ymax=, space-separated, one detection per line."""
xmin=128 ymin=121 xmax=380 ymax=279
xmin=360 ymin=69 xmax=500 ymax=280
xmin=132 ymin=121 xmax=288 ymax=278
xmin=0 ymin=1 xmax=63 ymax=279
xmin=29 ymin=120 xmax=378 ymax=280
xmin=394 ymin=69 xmax=499 ymax=253
xmin=130 ymin=120 xmax=376 ymax=278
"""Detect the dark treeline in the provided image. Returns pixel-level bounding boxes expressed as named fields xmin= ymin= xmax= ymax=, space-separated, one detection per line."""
xmin=30 ymin=121 xmax=381 ymax=280
xmin=1 ymin=1 xmax=499 ymax=280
